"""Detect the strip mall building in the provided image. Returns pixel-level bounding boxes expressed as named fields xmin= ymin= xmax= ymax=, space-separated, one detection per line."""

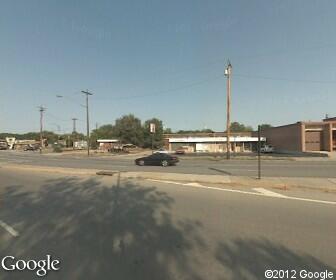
xmin=163 ymin=117 xmax=336 ymax=153
xmin=164 ymin=132 xmax=265 ymax=153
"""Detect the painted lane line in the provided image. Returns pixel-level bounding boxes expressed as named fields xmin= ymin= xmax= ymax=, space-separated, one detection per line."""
xmin=147 ymin=179 xmax=336 ymax=206
xmin=0 ymin=220 xmax=19 ymax=237
xmin=253 ymin=188 xmax=287 ymax=198
xmin=147 ymin=179 xmax=278 ymax=195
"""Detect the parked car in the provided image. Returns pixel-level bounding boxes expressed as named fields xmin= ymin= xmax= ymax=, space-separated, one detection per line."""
xmin=153 ymin=148 xmax=169 ymax=154
xmin=0 ymin=140 xmax=8 ymax=150
xmin=260 ymin=145 xmax=274 ymax=153
xmin=24 ymin=144 xmax=40 ymax=151
xmin=135 ymin=153 xmax=179 ymax=167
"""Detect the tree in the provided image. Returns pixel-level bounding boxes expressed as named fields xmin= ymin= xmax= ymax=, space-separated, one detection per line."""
xmin=113 ymin=114 xmax=144 ymax=146
xmin=90 ymin=124 xmax=116 ymax=145
xmin=163 ymin=128 xmax=172 ymax=134
xmin=176 ymin=129 xmax=214 ymax=134
xmin=259 ymin=124 xmax=273 ymax=131
xmin=143 ymin=118 xmax=164 ymax=149
xmin=230 ymin=122 xmax=253 ymax=132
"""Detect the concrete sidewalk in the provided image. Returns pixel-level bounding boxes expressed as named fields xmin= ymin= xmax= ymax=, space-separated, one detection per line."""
xmin=230 ymin=176 xmax=336 ymax=192
xmin=3 ymin=164 xmax=336 ymax=192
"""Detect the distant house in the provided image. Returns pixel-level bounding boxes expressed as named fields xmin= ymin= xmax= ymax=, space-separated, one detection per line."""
xmin=73 ymin=140 xmax=88 ymax=150
xmin=97 ymin=139 xmax=119 ymax=151
xmin=14 ymin=140 xmax=40 ymax=150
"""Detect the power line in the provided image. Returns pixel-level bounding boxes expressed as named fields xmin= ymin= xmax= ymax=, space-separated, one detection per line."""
xmin=95 ymin=74 xmax=224 ymax=101
xmin=45 ymin=112 xmax=84 ymax=123
xmin=55 ymin=92 xmax=86 ymax=108
xmin=234 ymin=74 xmax=336 ymax=84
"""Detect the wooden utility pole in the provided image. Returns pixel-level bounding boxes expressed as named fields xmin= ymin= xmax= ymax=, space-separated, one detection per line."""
xmin=81 ymin=90 xmax=93 ymax=156
xmin=224 ymin=61 xmax=232 ymax=160
xmin=258 ymin=125 xmax=261 ymax=179
xmin=38 ymin=106 xmax=46 ymax=154
xmin=72 ymin=118 xmax=78 ymax=150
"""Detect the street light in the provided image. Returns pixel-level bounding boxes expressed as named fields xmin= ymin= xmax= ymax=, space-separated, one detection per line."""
xmin=224 ymin=60 xmax=232 ymax=160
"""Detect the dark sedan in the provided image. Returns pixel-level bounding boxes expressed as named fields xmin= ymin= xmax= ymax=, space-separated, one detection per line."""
xmin=135 ymin=153 xmax=179 ymax=167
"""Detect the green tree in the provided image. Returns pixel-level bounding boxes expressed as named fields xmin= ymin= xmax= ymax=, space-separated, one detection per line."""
xmin=90 ymin=124 xmax=116 ymax=148
xmin=163 ymin=128 xmax=173 ymax=134
xmin=230 ymin=122 xmax=253 ymax=132
xmin=114 ymin=114 xmax=144 ymax=146
xmin=259 ymin=124 xmax=273 ymax=131
xmin=143 ymin=118 xmax=164 ymax=149
xmin=176 ymin=129 xmax=214 ymax=134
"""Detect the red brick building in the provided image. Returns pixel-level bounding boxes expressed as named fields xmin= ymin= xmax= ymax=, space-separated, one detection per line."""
xmin=262 ymin=117 xmax=336 ymax=152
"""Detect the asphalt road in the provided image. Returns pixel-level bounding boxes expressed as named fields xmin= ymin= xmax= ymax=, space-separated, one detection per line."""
xmin=0 ymin=169 xmax=335 ymax=279
xmin=1 ymin=150 xmax=336 ymax=178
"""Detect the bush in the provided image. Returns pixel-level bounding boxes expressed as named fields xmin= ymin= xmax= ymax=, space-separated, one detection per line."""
xmin=53 ymin=145 xmax=62 ymax=153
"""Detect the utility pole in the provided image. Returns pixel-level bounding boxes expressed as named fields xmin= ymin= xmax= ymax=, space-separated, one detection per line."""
xmin=81 ymin=90 xmax=93 ymax=156
xmin=72 ymin=118 xmax=78 ymax=133
xmin=150 ymin=123 xmax=156 ymax=154
xmin=224 ymin=60 xmax=232 ymax=160
xmin=38 ymin=106 xmax=46 ymax=154
xmin=72 ymin=118 xmax=78 ymax=150
xmin=258 ymin=125 xmax=261 ymax=179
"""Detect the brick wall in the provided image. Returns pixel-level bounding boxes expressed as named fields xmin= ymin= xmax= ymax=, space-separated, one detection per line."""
xmin=261 ymin=123 xmax=303 ymax=152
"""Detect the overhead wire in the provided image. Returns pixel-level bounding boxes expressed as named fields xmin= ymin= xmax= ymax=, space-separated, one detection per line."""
xmin=233 ymin=74 xmax=336 ymax=84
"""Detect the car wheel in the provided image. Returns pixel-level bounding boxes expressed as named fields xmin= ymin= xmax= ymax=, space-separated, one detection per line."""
xmin=138 ymin=160 xmax=145 ymax=166
xmin=161 ymin=160 xmax=168 ymax=167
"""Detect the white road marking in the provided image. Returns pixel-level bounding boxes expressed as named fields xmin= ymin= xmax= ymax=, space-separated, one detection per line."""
xmin=328 ymin=178 xmax=336 ymax=185
xmin=0 ymin=220 xmax=19 ymax=237
xmin=147 ymin=179 xmax=336 ymax=206
xmin=253 ymin=188 xmax=287 ymax=198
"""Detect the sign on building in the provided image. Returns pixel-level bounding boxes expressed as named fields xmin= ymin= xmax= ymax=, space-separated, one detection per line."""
xmin=150 ymin=123 xmax=156 ymax=133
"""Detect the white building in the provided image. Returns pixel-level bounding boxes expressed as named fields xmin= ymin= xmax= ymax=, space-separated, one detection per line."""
xmin=168 ymin=136 xmax=265 ymax=153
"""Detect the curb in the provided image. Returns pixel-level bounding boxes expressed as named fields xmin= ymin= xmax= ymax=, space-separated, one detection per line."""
xmin=3 ymin=164 xmax=231 ymax=184
xmin=3 ymin=164 xmax=336 ymax=192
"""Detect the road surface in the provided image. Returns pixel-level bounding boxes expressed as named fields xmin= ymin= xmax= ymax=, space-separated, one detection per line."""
xmin=1 ymin=150 xmax=336 ymax=178
xmin=0 ymin=169 xmax=335 ymax=279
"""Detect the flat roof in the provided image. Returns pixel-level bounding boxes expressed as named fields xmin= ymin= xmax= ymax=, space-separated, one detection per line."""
xmin=97 ymin=139 xmax=119 ymax=143
xmin=169 ymin=136 xmax=265 ymax=143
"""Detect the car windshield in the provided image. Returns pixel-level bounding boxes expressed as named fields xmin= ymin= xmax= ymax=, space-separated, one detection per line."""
xmin=1 ymin=1 xmax=335 ymax=279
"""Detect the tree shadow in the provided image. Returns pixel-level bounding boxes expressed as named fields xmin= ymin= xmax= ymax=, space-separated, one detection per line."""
xmin=0 ymin=176 xmax=205 ymax=280
xmin=215 ymin=238 xmax=336 ymax=280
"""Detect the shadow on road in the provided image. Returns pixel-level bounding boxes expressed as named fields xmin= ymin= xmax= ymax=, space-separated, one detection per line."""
xmin=0 ymin=176 xmax=205 ymax=280
xmin=215 ymin=238 xmax=336 ymax=280
xmin=0 ymin=175 xmax=334 ymax=279
xmin=208 ymin=167 xmax=232 ymax=175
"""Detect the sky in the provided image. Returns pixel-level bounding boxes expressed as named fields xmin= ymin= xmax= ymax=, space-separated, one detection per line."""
xmin=1 ymin=0 xmax=336 ymax=133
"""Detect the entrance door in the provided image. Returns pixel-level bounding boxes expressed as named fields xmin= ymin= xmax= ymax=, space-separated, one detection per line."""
xmin=333 ymin=130 xmax=336 ymax=151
